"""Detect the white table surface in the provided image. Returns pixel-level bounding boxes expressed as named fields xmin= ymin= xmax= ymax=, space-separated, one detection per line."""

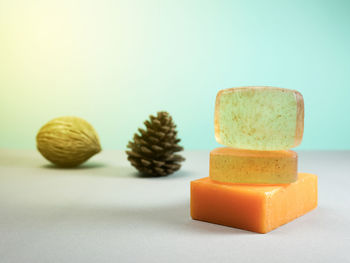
xmin=0 ymin=149 xmax=349 ymax=263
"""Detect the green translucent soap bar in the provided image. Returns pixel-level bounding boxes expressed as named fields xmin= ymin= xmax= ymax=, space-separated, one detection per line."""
xmin=214 ymin=87 xmax=304 ymax=150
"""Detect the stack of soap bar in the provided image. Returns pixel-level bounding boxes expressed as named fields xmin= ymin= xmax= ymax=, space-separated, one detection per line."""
xmin=214 ymin=86 xmax=304 ymax=151
xmin=191 ymin=86 xmax=317 ymax=233
xmin=210 ymin=147 xmax=297 ymax=184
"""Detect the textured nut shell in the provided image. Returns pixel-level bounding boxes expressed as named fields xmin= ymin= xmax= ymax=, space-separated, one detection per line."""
xmin=36 ymin=116 xmax=101 ymax=167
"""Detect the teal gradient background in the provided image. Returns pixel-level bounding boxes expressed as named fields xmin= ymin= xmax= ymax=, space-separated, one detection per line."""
xmin=1 ymin=0 xmax=349 ymax=150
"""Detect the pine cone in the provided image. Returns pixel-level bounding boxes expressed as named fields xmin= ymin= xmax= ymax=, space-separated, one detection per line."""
xmin=126 ymin=111 xmax=185 ymax=177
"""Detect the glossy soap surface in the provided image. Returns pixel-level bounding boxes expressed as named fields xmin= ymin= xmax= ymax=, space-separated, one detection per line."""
xmin=191 ymin=173 xmax=317 ymax=234
xmin=210 ymin=147 xmax=298 ymax=184
xmin=214 ymin=87 xmax=304 ymax=150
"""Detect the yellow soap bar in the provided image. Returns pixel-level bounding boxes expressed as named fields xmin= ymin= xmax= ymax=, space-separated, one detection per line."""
xmin=214 ymin=87 xmax=304 ymax=150
xmin=210 ymin=147 xmax=298 ymax=184
xmin=191 ymin=173 xmax=317 ymax=233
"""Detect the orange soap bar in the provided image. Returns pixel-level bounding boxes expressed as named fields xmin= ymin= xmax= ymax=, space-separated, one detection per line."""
xmin=210 ymin=147 xmax=298 ymax=184
xmin=191 ymin=173 xmax=317 ymax=233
